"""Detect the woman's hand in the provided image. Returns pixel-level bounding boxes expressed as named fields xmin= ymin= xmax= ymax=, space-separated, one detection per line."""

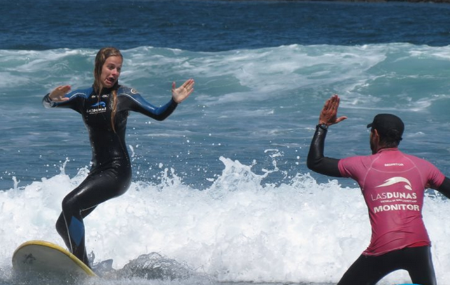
xmin=49 ymin=85 xmax=71 ymax=102
xmin=172 ymin=79 xmax=194 ymax=103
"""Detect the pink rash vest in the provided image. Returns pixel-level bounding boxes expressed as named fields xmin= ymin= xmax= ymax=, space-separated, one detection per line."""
xmin=338 ymin=148 xmax=445 ymax=256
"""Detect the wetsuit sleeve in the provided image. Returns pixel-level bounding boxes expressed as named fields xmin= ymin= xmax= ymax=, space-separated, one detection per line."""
xmin=437 ymin=177 xmax=450 ymax=199
xmin=42 ymin=93 xmax=73 ymax=108
xmin=307 ymin=125 xmax=342 ymax=177
xmin=122 ymin=91 xmax=178 ymax=121
xmin=42 ymin=89 xmax=88 ymax=113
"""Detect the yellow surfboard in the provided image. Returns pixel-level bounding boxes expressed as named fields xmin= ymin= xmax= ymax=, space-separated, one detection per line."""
xmin=12 ymin=240 xmax=96 ymax=278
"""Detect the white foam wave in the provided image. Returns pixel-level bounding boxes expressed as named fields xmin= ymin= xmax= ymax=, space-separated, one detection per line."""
xmin=1 ymin=157 xmax=450 ymax=284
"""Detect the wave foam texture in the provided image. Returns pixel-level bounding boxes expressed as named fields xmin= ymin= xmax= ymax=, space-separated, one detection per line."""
xmin=1 ymin=157 xmax=450 ymax=284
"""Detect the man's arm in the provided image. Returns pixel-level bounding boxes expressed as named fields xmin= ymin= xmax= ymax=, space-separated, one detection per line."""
xmin=437 ymin=177 xmax=450 ymax=199
xmin=306 ymin=94 xmax=347 ymax=177
xmin=307 ymin=124 xmax=342 ymax=177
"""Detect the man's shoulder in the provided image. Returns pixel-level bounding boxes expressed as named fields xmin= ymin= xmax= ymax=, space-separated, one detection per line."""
xmin=338 ymin=154 xmax=369 ymax=168
xmin=402 ymin=151 xmax=433 ymax=165
xmin=379 ymin=149 xmax=436 ymax=169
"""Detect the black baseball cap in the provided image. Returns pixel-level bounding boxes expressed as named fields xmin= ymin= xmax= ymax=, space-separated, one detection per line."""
xmin=367 ymin=114 xmax=404 ymax=141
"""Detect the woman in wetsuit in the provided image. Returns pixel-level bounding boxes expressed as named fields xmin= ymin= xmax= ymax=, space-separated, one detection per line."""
xmin=42 ymin=47 xmax=194 ymax=267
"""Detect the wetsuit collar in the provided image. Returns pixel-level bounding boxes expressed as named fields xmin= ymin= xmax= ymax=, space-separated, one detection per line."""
xmin=93 ymin=83 xmax=120 ymax=95
xmin=376 ymin=147 xmax=399 ymax=154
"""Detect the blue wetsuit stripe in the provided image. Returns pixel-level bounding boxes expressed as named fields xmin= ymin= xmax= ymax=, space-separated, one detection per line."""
xmin=68 ymin=216 xmax=85 ymax=247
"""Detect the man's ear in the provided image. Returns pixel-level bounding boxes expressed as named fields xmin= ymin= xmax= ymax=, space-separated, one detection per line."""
xmin=372 ymin=129 xmax=381 ymax=144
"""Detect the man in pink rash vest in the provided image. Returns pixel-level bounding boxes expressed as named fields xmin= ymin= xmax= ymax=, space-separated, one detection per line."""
xmin=307 ymin=95 xmax=450 ymax=285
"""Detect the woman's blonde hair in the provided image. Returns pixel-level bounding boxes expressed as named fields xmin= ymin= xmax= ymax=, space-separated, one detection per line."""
xmin=93 ymin=47 xmax=123 ymax=132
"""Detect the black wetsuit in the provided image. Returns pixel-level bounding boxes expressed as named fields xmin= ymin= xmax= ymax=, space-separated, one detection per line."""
xmin=307 ymin=125 xmax=450 ymax=285
xmin=43 ymin=86 xmax=177 ymax=267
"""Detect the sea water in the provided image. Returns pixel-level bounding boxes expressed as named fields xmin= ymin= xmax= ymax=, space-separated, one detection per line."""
xmin=1 ymin=0 xmax=450 ymax=284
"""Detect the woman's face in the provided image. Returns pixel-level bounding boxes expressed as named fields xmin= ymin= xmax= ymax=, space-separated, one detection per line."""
xmin=100 ymin=56 xmax=122 ymax=89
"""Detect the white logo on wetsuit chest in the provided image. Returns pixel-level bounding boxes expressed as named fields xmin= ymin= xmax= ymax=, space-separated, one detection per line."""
xmin=376 ymin=177 xmax=412 ymax=191
xmin=87 ymin=94 xmax=108 ymax=114
xmin=87 ymin=101 xmax=107 ymax=114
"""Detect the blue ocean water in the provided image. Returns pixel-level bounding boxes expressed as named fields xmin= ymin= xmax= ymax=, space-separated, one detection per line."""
xmin=1 ymin=0 xmax=450 ymax=284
